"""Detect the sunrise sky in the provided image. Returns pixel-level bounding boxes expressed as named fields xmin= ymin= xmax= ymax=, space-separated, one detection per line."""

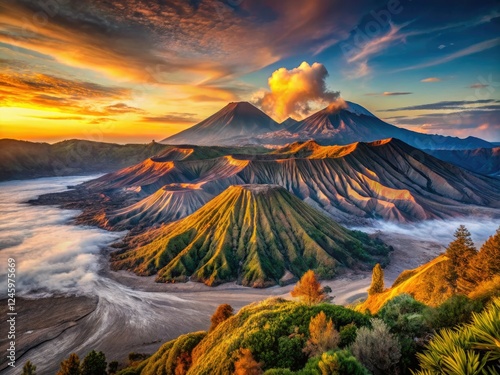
xmin=0 ymin=0 xmax=499 ymax=143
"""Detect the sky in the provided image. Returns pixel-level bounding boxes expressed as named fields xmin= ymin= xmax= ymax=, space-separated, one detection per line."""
xmin=0 ymin=0 xmax=499 ymax=144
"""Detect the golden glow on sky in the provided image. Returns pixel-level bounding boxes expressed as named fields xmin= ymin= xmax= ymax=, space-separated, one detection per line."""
xmin=0 ymin=0 xmax=498 ymax=143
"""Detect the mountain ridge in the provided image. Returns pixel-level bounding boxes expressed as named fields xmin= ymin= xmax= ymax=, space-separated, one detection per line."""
xmin=160 ymin=101 xmax=493 ymax=150
xmin=82 ymin=138 xmax=500 ymax=230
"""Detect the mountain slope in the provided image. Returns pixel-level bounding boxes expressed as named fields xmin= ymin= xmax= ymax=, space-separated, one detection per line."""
xmin=107 ymin=185 xmax=214 ymax=229
xmin=111 ymin=185 xmax=389 ymax=287
xmin=263 ymin=101 xmax=493 ymax=150
xmin=424 ymin=147 xmax=500 ymax=177
xmin=87 ymin=139 xmax=500 ymax=227
xmin=0 ymin=139 xmax=170 ymax=181
xmin=161 ymin=102 xmax=281 ymax=146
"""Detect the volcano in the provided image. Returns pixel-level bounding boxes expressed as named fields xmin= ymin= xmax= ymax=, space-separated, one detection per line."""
xmin=111 ymin=184 xmax=389 ymax=287
xmin=161 ymin=102 xmax=281 ymax=146
xmin=160 ymin=100 xmax=492 ymax=150
xmin=264 ymin=100 xmax=493 ymax=150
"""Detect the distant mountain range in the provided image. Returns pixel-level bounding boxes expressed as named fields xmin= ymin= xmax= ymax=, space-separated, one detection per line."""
xmin=161 ymin=101 xmax=494 ymax=150
xmin=111 ymin=184 xmax=389 ymax=287
xmin=86 ymin=138 xmax=500 ymax=228
xmin=424 ymin=147 xmax=500 ymax=177
xmin=0 ymin=139 xmax=170 ymax=181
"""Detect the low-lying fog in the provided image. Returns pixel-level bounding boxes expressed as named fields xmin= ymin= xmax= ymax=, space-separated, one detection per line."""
xmin=351 ymin=217 xmax=499 ymax=249
xmin=0 ymin=176 xmax=123 ymax=296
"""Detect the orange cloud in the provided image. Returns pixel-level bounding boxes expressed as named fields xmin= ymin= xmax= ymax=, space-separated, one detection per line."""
xmin=254 ymin=62 xmax=339 ymax=122
xmin=421 ymin=77 xmax=441 ymax=82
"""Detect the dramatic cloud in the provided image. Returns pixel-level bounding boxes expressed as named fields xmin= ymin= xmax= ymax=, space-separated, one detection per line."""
xmin=254 ymin=62 xmax=339 ymax=121
xmin=385 ymin=109 xmax=500 ymax=141
xmin=421 ymin=77 xmax=441 ymax=82
xmin=398 ymin=37 xmax=500 ymax=71
xmin=0 ymin=0 xmax=365 ymax=88
xmin=141 ymin=113 xmax=199 ymax=124
xmin=381 ymin=99 xmax=498 ymax=111
xmin=366 ymin=92 xmax=413 ymax=96
xmin=0 ymin=72 xmax=132 ymax=116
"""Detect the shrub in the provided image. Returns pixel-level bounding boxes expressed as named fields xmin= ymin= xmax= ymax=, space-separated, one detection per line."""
xmin=339 ymin=323 xmax=357 ymax=348
xmin=81 ymin=350 xmax=107 ymax=375
xmin=414 ymin=297 xmax=500 ymax=374
xmin=318 ymin=350 xmax=369 ymax=375
xmin=210 ymin=304 xmax=234 ymax=331
xmin=427 ymin=295 xmax=483 ymax=330
xmin=291 ymin=271 xmax=327 ymax=305
xmin=57 ymin=353 xmax=80 ymax=375
xmin=351 ymin=319 xmax=401 ymax=375
xmin=377 ymin=294 xmax=431 ymax=373
xmin=234 ymin=348 xmax=263 ymax=375
xmin=303 ymin=311 xmax=340 ymax=357
xmin=22 ymin=361 xmax=37 ymax=375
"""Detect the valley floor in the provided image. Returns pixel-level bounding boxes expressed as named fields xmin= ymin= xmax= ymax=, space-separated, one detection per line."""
xmin=1 ymin=232 xmax=445 ymax=374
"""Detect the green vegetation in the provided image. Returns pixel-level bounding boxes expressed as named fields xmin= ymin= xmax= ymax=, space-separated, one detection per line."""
xmin=81 ymin=350 xmax=107 ymax=375
xmin=360 ymin=225 xmax=500 ymax=313
xmin=30 ymin=226 xmax=497 ymax=375
xmin=414 ymin=297 xmax=500 ymax=375
xmin=56 ymin=350 xmax=107 ymax=375
xmin=445 ymin=225 xmax=478 ymax=293
xmin=112 ymin=185 xmax=390 ymax=287
xmin=21 ymin=361 xmax=37 ymax=375
xmin=351 ymin=319 xmax=401 ymax=375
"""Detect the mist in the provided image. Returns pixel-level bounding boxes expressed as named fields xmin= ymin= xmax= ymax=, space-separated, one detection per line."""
xmin=0 ymin=176 xmax=124 ymax=297
xmin=352 ymin=217 xmax=500 ymax=249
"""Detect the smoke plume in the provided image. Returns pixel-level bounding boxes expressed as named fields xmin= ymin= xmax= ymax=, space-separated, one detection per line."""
xmin=254 ymin=62 xmax=340 ymax=122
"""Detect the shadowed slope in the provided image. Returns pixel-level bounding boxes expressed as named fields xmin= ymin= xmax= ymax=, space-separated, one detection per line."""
xmin=424 ymin=147 xmax=500 ymax=177
xmin=111 ymin=185 xmax=389 ymax=287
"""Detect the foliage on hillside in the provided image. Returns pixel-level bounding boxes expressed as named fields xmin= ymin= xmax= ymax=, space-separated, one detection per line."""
xmin=112 ymin=185 xmax=389 ymax=287
xmin=359 ymin=226 xmax=500 ymax=314
xmin=117 ymin=298 xmax=369 ymax=375
xmin=414 ymin=297 xmax=500 ymax=375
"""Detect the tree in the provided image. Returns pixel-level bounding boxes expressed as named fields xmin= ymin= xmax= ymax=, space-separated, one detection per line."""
xmin=233 ymin=348 xmax=263 ymax=375
xmin=80 ymin=350 xmax=107 ymax=375
xmin=291 ymin=270 xmax=326 ymax=305
xmin=304 ymin=311 xmax=340 ymax=357
xmin=445 ymin=225 xmax=477 ymax=293
xmin=210 ymin=304 xmax=234 ymax=331
xmin=108 ymin=361 xmax=119 ymax=374
xmin=471 ymin=227 xmax=500 ymax=283
xmin=351 ymin=319 xmax=401 ymax=375
xmin=22 ymin=361 xmax=36 ymax=375
xmin=368 ymin=263 xmax=384 ymax=295
xmin=57 ymin=353 xmax=80 ymax=375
